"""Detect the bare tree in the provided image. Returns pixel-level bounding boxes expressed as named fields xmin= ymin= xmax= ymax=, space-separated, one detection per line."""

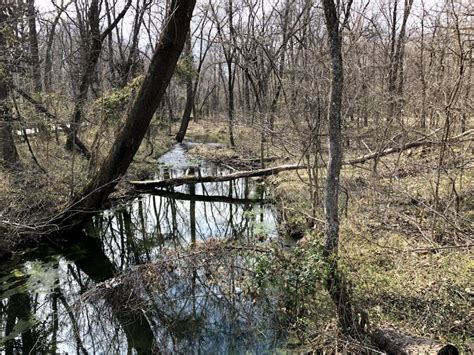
xmin=387 ymin=0 xmax=414 ymax=120
xmin=26 ymin=0 xmax=42 ymax=93
xmin=176 ymin=7 xmax=214 ymax=142
xmin=0 ymin=5 xmax=20 ymax=170
xmin=44 ymin=0 xmax=69 ymax=93
xmin=58 ymin=0 xmax=196 ymax=227
xmin=321 ymin=0 xmax=359 ymax=336
xmin=66 ymin=0 xmax=132 ymax=156
xmin=210 ymin=0 xmax=237 ymax=146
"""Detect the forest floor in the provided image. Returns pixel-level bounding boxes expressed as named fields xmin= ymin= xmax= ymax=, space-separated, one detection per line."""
xmin=181 ymin=117 xmax=474 ymax=351
xmin=0 ymin=126 xmax=173 ymax=248
xmin=0 ymin=116 xmax=472 ymax=351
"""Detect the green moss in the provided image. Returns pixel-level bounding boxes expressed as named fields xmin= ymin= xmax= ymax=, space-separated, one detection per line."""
xmin=94 ymin=75 xmax=144 ymax=122
xmin=176 ymin=54 xmax=198 ymax=78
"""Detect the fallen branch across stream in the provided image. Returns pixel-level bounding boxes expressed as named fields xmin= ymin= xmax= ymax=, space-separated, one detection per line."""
xmin=146 ymin=189 xmax=273 ymax=204
xmin=130 ymin=130 xmax=472 ymax=189
xmin=131 ymin=164 xmax=304 ymax=189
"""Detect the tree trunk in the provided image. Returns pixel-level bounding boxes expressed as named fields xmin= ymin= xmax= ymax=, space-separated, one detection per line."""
xmin=104 ymin=0 xmax=117 ymax=86
xmin=44 ymin=4 xmax=65 ymax=93
xmin=227 ymin=59 xmax=236 ymax=147
xmin=65 ymin=0 xmax=101 ymax=156
xmin=226 ymin=0 xmax=236 ymax=147
xmin=372 ymin=328 xmax=459 ymax=355
xmin=176 ymin=33 xmax=194 ymax=142
xmin=322 ymin=0 xmax=344 ymax=259
xmin=66 ymin=0 xmax=132 ymax=156
xmin=321 ymin=0 xmax=358 ymax=336
xmin=0 ymin=12 xmax=20 ymax=170
xmin=119 ymin=0 xmax=148 ymax=87
xmin=0 ymin=84 xmax=20 ymax=170
xmin=27 ymin=0 xmax=42 ymax=92
xmin=0 ymin=107 xmax=20 ymax=170
xmin=130 ymin=164 xmax=305 ymax=188
xmin=57 ymin=0 xmax=196 ymax=228
xmin=387 ymin=0 xmax=414 ymax=120
xmin=387 ymin=0 xmax=398 ymax=120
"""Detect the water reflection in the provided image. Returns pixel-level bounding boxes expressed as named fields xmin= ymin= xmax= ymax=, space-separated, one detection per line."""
xmin=0 ymin=143 xmax=284 ymax=353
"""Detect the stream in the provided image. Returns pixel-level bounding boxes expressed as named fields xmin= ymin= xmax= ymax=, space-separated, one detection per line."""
xmin=0 ymin=141 xmax=288 ymax=354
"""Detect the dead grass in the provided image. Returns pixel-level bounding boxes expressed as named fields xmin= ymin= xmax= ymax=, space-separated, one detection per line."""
xmin=0 ymin=125 xmax=173 ymax=241
xmin=184 ymin=117 xmax=474 ymax=349
xmin=2 ymin=115 xmax=472 ymax=348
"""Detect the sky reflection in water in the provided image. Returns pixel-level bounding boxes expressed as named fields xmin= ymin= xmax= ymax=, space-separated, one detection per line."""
xmin=0 ymin=142 xmax=286 ymax=354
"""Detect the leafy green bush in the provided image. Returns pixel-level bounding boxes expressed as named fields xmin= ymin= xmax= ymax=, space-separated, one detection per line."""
xmin=250 ymin=235 xmax=332 ymax=342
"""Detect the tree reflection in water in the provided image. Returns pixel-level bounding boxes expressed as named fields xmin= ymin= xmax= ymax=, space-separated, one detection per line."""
xmin=1 ymin=151 xmax=285 ymax=353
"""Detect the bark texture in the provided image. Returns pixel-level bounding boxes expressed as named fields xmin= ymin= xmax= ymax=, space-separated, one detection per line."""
xmin=321 ymin=0 xmax=359 ymax=336
xmin=322 ymin=0 xmax=344 ymax=256
xmin=176 ymin=33 xmax=194 ymax=142
xmin=66 ymin=0 xmax=132 ymax=156
xmin=27 ymin=0 xmax=42 ymax=92
xmin=0 ymin=9 xmax=20 ymax=169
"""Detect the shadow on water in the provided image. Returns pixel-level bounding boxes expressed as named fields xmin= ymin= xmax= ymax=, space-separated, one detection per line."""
xmin=0 ymin=142 xmax=286 ymax=353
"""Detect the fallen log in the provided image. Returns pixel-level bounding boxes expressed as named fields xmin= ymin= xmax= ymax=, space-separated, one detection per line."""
xmin=347 ymin=129 xmax=471 ymax=165
xmin=14 ymin=86 xmax=91 ymax=159
xmin=146 ymin=189 xmax=272 ymax=204
xmin=130 ymin=130 xmax=472 ymax=189
xmin=130 ymin=164 xmax=304 ymax=189
xmin=372 ymin=328 xmax=459 ymax=355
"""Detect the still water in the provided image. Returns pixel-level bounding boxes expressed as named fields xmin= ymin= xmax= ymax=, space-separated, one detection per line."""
xmin=0 ymin=142 xmax=287 ymax=354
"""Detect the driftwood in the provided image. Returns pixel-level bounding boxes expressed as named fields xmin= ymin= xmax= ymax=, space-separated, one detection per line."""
xmin=130 ymin=130 xmax=472 ymax=189
xmin=372 ymin=328 xmax=459 ymax=355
